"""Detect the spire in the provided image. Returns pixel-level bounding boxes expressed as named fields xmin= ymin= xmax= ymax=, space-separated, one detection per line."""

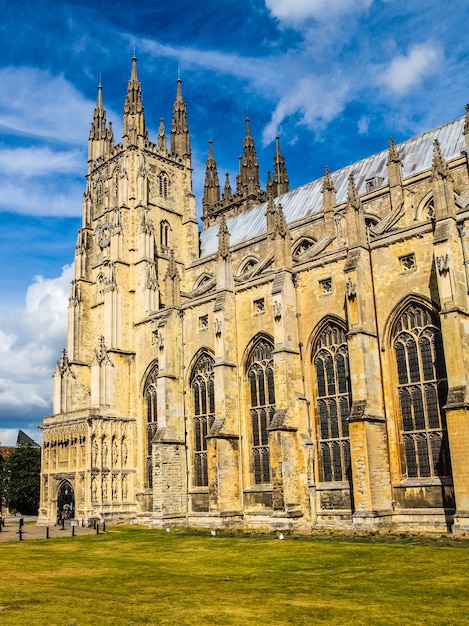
xmin=223 ymin=172 xmax=232 ymax=201
xmin=273 ymin=136 xmax=289 ymax=196
xmin=237 ymin=118 xmax=261 ymax=195
xmin=203 ymin=140 xmax=221 ymax=208
xmin=158 ymin=118 xmax=167 ymax=153
xmin=170 ymin=77 xmax=191 ymax=158
xmin=123 ymin=56 xmax=147 ymax=145
xmin=321 ymin=166 xmax=336 ymax=234
xmin=345 ymin=173 xmax=367 ymax=248
xmin=432 ymin=139 xmax=451 ymax=180
xmin=89 ymin=82 xmax=114 ymax=162
xmin=387 ymin=138 xmax=403 ymax=208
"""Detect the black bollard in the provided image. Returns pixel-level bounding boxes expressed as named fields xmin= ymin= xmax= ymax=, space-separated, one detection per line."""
xmin=18 ymin=528 xmax=24 ymax=541
xmin=72 ymin=525 xmax=75 ymax=537
xmin=46 ymin=527 xmax=50 ymax=539
xmin=102 ymin=521 xmax=106 ymax=532
xmin=0 ymin=518 xmax=2 ymax=533
xmin=61 ymin=518 xmax=65 ymax=531
xmin=96 ymin=523 xmax=99 ymax=535
xmin=19 ymin=517 xmax=24 ymax=529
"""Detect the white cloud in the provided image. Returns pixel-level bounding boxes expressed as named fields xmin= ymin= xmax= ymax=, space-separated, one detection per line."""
xmin=0 ymin=265 xmax=72 ymax=426
xmin=358 ymin=115 xmax=370 ymax=135
xmin=0 ymin=67 xmax=94 ymax=144
xmin=0 ymin=179 xmax=83 ymax=216
xmin=262 ymin=74 xmax=350 ymax=144
xmin=0 ymin=428 xmax=40 ymax=447
xmin=0 ymin=147 xmax=84 ymax=177
xmin=265 ymin=0 xmax=373 ymax=22
xmin=378 ymin=43 xmax=442 ymax=94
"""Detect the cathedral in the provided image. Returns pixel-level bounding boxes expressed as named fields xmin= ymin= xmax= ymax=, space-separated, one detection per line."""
xmin=39 ymin=57 xmax=469 ymax=534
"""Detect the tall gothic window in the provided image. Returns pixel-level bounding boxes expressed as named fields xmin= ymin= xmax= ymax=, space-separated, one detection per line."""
xmin=159 ymin=172 xmax=169 ymax=198
xmin=143 ymin=361 xmax=159 ymax=488
xmin=313 ymin=322 xmax=351 ymax=482
xmin=392 ymin=303 xmax=451 ymax=478
xmin=191 ymin=352 xmax=215 ymax=487
xmin=247 ymin=336 xmax=275 ymax=484
xmin=160 ymin=220 xmax=170 ymax=249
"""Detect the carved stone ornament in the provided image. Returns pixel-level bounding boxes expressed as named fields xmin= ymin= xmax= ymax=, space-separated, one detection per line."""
xmin=345 ymin=278 xmax=357 ymax=300
xmin=158 ymin=332 xmax=165 ymax=352
xmin=273 ymin=301 xmax=282 ymax=321
xmin=214 ymin=318 xmax=223 ymax=337
xmin=436 ymin=253 xmax=450 ymax=275
xmin=94 ymin=336 xmax=112 ymax=366
xmin=57 ymin=349 xmax=75 ymax=378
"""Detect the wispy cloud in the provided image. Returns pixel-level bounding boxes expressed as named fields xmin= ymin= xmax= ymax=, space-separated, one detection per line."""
xmin=0 ymin=265 xmax=72 ymax=427
xmin=378 ymin=42 xmax=442 ymax=94
xmin=265 ymin=0 xmax=373 ymax=23
xmin=0 ymin=146 xmax=83 ymax=176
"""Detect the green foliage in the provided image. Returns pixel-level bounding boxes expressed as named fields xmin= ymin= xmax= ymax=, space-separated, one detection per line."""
xmin=2 ymin=445 xmax=40 ymax=514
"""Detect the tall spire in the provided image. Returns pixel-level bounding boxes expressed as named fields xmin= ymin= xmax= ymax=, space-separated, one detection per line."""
xmin=237 ymin=118 xmax=261 ymax=196
xmin=432 ymin=139 xmax=451 ymax=180
xmin=203 ymin=140 xmax=221 ymax=208
xmin=123 ymin=56 xmax=147 ymax=145
xmin=273 ymin=136 xmax=289 ymax=197
xmin=89 ymin=82 xmax=113 ymax=162
xmin=170 ymin=77 xmax=191 ymax=158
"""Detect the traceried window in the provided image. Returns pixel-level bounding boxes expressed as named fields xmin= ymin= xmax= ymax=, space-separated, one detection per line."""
xmin=160 ymin=220 xmax=170 ymax=250
xmin=313 ymin=322 xmax=351 ymax=482
xmin=191 ymin=352 xmax=215 ymax=487
xmin=247 ymin=337 xmax=275 ymax=484
xmin=143 ymin=361 xmax=159 ymax=488
xmin=159 ymin=172 xmax=169 ymax=198
xmin=392 ymin=303 xmax=451 ymax=479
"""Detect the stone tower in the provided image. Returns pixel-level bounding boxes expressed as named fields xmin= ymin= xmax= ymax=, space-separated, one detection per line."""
xmin=39 ymin=58 xmax=197 ymax=523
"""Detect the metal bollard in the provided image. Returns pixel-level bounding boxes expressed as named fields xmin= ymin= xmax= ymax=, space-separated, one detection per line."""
xmin=18 ymin=528 xmax=24 ymax=541
xmin=102 ymin=521 xmax=106 ymax=532
xmin=46 ymin=527 xmax=50 ymax=539
xmin=96 ymin=523 xmax=99 ymax=535
xmin=72 ymin=525 xmax=75 ymax=537
xmin=61 ymin=518 xmax=65 ymax=531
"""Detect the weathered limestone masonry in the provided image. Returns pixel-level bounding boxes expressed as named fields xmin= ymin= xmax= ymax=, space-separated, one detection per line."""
xmin=40 ymin=58 xmax=469 ymax=534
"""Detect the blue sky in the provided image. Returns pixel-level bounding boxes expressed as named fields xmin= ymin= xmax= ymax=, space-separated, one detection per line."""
xmin=1 ymin=0 xmax=468 ymax=445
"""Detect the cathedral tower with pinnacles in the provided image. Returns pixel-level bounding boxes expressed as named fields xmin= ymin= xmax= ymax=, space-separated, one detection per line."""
xmin=40 ymin=58 xmax=469 ymax=534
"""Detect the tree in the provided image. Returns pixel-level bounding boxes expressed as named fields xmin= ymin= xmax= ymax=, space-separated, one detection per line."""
xmin=3 ymin=445 xmax=40 ymax=515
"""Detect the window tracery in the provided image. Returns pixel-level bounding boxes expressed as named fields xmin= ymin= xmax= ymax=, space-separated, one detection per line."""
xmin=247 ymin=337 xmax=275 ymax=484
xmin=392 ymin=304 xmax=451 ymax=479
xmin=312 ymin=322 xmax=351 ymax=482
xmin=143 ymin=361 xmax=159 ymax=488
xmin=191 ymin=352 xmax=215 ymax=487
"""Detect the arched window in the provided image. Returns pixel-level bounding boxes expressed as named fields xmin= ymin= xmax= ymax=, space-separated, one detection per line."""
xmin=159 ymin=172 xmax=169 ymax=198
xmin=293 ymin=237 xmax=315 ymax=259
xmin=191 ymin=352 xmax=215 ymax=487
xmin=143 ymin=361 xmax=159 ymax=488
xmin=247 ymin=337 xmax=275 ymax=484
xmin=392 ymin=303 xmax=450 ymax=478
xmin=160 ymin=220 xmax=170 ymax=249
xmin=312 ymin=321 xmax=351 ymax=482
xmin=96 ymin=179 xmax=104 ymax=206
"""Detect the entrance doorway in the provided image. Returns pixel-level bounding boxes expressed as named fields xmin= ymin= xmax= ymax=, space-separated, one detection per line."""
xmin=57 ymin=480 xmax=74 ymax=520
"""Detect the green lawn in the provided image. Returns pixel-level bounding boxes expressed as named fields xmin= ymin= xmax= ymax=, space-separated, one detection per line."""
xmin=0 ymin=526 xmax=468 ymax=626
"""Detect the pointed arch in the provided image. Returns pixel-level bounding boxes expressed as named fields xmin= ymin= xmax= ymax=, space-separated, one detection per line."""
xmin=159 ymin=171 xmax=169 ymax=198
xmin=389 ymin=299 xmax=451 ymax=479
xmin=292 ymin=236 xmax=316 ymax=259
xmin=245 ymin=334 xmax=275 ymax=484
xmin=159 ymin=219 xmax=171 ymax=250
xmin=190 ymin=350 xmax=215 ymax=487
xmin=237 ymin=255 xmax=260 ymax=276
xmin=143 ymin=360 xmax=159 ymax=488
xmin=310 ymin=317 xmax=351 ymax=483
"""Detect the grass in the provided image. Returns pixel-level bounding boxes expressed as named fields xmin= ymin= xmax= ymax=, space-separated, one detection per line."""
xmin=0 ymin=526 xmax=468 ymax=626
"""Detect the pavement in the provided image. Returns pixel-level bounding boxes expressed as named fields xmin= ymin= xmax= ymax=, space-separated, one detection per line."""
xmin=0 ymin=518 xmax=102 ymax=543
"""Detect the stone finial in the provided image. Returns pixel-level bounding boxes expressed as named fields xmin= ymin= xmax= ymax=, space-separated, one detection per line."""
xmin=387 ymin=137 xmax=401 ymax=165
xmin=321 ymin=166 xmax=336 ymax=193
xmin=217 ymin=215 xmax=231 ymax=260
xmin=166 ymin=249 xmax=179 ymax=280
xmin=432 ymin=139 xmax=451 ymax=180
xmin=347 ymin=174 xmax=362 ymax=211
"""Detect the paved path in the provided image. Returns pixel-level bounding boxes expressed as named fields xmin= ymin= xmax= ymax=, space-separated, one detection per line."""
xmin=0 ymin=521 xmax=101 ymax=543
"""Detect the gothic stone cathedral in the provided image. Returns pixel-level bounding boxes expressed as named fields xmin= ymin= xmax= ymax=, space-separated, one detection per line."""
xmin=39 ymin=58 xmax=469 ymax=534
